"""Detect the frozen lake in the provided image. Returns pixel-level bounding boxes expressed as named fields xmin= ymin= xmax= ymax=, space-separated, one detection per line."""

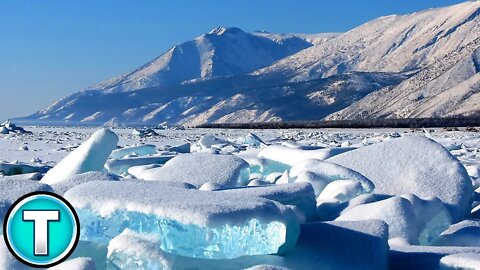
xmin=1 ymin=125 xmax=479 ymax=269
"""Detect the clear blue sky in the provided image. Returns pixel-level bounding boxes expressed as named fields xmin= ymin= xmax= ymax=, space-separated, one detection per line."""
xmin=0 ymin=0 xmax=466 ymax=120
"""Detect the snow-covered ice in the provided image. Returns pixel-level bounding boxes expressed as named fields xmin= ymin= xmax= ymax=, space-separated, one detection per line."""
xmin=328 ymin=136 xmax=473 ymax=222
xmin=107 ymin=229 xmax=172 ymax=270
xmin=48 ymin=257 xmax=96 ymax=270
xmin=137 ymin=152 xmax=250 ymax=190
xmin=258 ymin=145 xmax=355 ymax=167
xmin=0 ymin=179 xmax=53 ymax=228
xmin=41 ymin=128 xmax=119 ymax=185
xmin=0 ymin=126 xmax=479 ymax=269
xmin=50 ymin=171 xmax=119 ymax=195
xmin=105 ymin=155 xmax=174 ymax=175
xmin=64 ymin=181 xmax=299 ymax=259
xmin=337 ymin=196 xmax=418 ymax=244
xmin=218 ymin=182 xmax=317 ymax=220
xmin=110 ymin=144 xmax=157 ymax=159
xmin=439 ymin=253 xmax=480 ymax=270
xmin=433 ymin=220 xmax=480 ymax=247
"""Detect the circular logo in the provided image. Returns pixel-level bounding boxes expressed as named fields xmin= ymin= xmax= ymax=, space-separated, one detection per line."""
xmin=3 ymin=192 xmax=80 ymax=268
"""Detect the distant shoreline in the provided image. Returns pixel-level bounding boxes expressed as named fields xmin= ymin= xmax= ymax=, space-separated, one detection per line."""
xmin=197 ymin=117 xmax=480 ymax=129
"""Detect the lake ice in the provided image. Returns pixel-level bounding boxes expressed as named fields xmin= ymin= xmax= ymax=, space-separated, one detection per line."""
xmin=0 ymin=125 xmax=479 ymax=269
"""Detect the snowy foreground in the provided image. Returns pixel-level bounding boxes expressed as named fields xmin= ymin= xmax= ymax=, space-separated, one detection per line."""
xmin=1 ymin=126 xmax=480 ymax=270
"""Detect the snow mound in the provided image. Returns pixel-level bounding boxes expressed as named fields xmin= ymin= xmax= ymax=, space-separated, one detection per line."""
xmin=0 ymin=163 xmax=49 ymax=176
xmin=137 ymin=152 xmax=250 ymax=190
xmin=328 ymin=136 xmax=473 ymax=222
xmin=236 ymin=133 xmax=266 ymax=147
xmin=391 ymin=245 xmax=480 ymax=270
xmin=433 ymin=220 xmax=480 ymax=247
xmin=50 ymin=171 xmax=119 ymax=195
xmin=290 ymin=159 xmax=373 ymax=197
xmin=64 ymin=181 xmax=299 ymax=259
xmin=48 ymin=257 xmax=96 ymax=270
xmin=439 ymin=253 xmax=480 ymax=270
xmin=0 ymin=179 xmax=53 ymax=226
xmin=336 ymin=196 xmax=417 ymax=245
xmin=0 ymin=234 xmax=30 ymax=269
xmin=0 ymin=172 xmax=43 ymax=181
xmin=107 ymin=229 xmax=172 ymax=270
xmin=105 ymin=155 xmax=174 ymax=176
xmin=281 ymin=220 xmax=389 ymax=270
xmin=41 ymin=128 xmax=119 ymax=185
xmin=402 ymin=194 xmax=452 ymax=245
xmin=167 ymin=142 xmax=191 ymax=153
xmin=259 ymin=145 xmax=355 ymax=166
xmin=337 ymin=194 xmax=452 ymax=245
xmin=316 ymin=180 xmax=367 ymax=205
xmin=218 ymin=183 xmax=317 ymax=220
xmin=190 ymin=134 xmax=246 ymax=154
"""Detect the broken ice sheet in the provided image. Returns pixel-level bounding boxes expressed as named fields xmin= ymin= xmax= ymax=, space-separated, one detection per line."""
xmin=64 ymin=181 xmax=299 ymax=259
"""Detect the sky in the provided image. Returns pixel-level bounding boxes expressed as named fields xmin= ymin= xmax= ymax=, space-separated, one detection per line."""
xmin=0 ymin=0 xmax=467 ymax=120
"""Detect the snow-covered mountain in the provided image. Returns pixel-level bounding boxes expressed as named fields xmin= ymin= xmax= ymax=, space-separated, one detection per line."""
xmin=87 ymin=27 xmax=316 ymax=93
xmin=17 ymin=1 xmax=480 ymax=126
xmin=326 ymin=39 xmax=480 ymax=120
xmin=255 ymin=1 xmax=480 ymax=81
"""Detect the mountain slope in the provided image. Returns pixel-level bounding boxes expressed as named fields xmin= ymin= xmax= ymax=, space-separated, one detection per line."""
xmin=88 ymin=27 xmax=315 ymax=93
xmin=21 ymin=72 xmax=404 ymax=126
xmin=326 ymin=39 xmax=480 ymax=120
xmin=255 ymin=1 xmax=480 ymax=81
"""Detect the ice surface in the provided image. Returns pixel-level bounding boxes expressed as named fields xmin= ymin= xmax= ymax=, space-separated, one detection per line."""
xmin=337 ymin=196 xmax=417 ymax=244
xmin=0 ymin=234 xmax=31 ymax=269
xmin=0 ymin=120 xmax=29 ymax=135
xmin=316 ymin=180 xmax=366 ymax=205
xmin=258 ymin=145 xmax=355 ymax=166
xmin=433 ymin=220 xmax=480 ymax=247
xmin=316 ymin=193 xmax=379 ymax=221
xmin=190 ymin=134 xmax=234 ymax=153
xmin=290 ymin=159 xmax=373 ymax=197
xmin=328 ymin=136 xmax=473 ymax=222
xmin=127 ymin=164 xmax=162 ymax=178
xmin=402 ymin=194 xmax=452 ymax=245
xmin=105 ymin=155 xmax=174 ymax=176
xmin=473 ymin=204 xmax=480 ymax=219
xmin=107 ymin=229 xmax=172 ymax=270
xmin=236 ymin=133 xmax=265 ymax=147
xmin=48 ymin=257 xmax=96 ymax=270
xmin=64 ymin=181 xmax=299 ymax=259
xmin=70 ymin=241 xmax=108 ymax=270
xmin=0 ymin=162 xmax=49 ymax=176
xmin=0 ymin=172 xmax=43 ymax=181
xmin=41 ymin=128 xmax=119 ymax=185
xmin=167 ymin=142 xmax=191 ymax=153
xmin=2 ymin=127 xmax=480 ymax=269
xmin=137 ymin=152 xmax=250 ymax=190
xmin=218 ymin=183 xmax=317 ymax=220
xmin=50 ymin=171 xmax=119 ymax=195
xmin=110 ymin=144 xmax=157 ymax=159
xmin=245 ymin=265 xmax=291 ymax=270
xmin=0 ymin=179 xmax=53 ymax=229
xmin=248 ymin=179 xmax=272 ymax=187
xmin=280 ymin=220 xmax=389 ymax=270
xmin=390 ymin=245 xmax=480 ymax=270
xmin=439 ymin=253 xmax=480 ymax=270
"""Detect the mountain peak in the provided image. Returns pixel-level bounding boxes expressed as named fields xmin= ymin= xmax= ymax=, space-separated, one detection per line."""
xmin=208 ymin=27 xmax=245 ymax=36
